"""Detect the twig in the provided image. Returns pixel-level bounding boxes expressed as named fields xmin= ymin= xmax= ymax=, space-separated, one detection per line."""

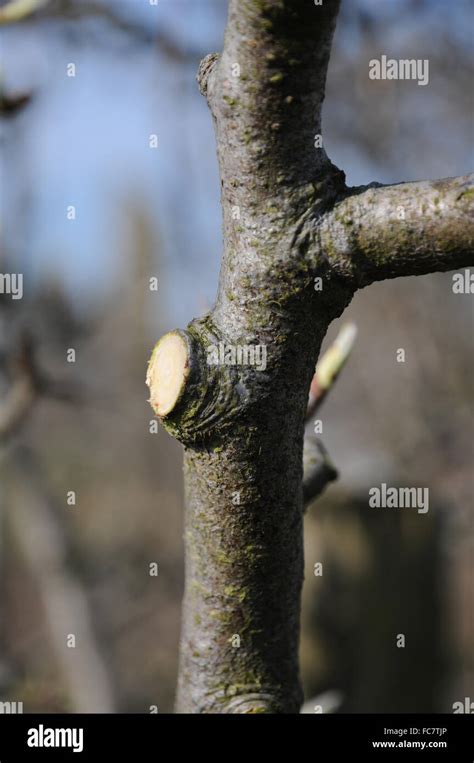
xmin=0 ymin=334 xmax=38 ymax=441
xmin=0 ymin=0 xmax=49 ymax=24
xmin=302 ymin=323 xmax=357 ymax=508
xmin=0 ymin=91 xmax=33 ymax=117
xmin=302 ymin=435 xmax=338 ymax=509
xmin=1 ymin=0 xmax=205 ymax=60
xmin=0 ymin=331 xmax=82 ymax=443
xmin=306 ymin=322 xmax=357 ymax=421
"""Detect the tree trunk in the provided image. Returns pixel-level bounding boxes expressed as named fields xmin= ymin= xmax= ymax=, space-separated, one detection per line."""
xmin=146 ymin=0 xmax=474 ymax=713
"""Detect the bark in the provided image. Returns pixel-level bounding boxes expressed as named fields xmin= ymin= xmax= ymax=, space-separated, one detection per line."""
xmin=146 ymin=0 xmax=474 ymax=713
xmin=319 ymin=174 xmax=474 ymax=287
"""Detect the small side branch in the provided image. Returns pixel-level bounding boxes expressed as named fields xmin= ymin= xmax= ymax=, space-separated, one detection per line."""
xmin=319 ymin=173 xmax=474 ymax=287
xmin=0 ymin=332 xmax=82 ymax=444
xmin=302 ymin=436 xmax=338 ymax=508
xmin=303 ymin=323 xmax=357 ymax=508
xmin=0 ymin=335 xmax=38 ymax=442
xmin=306 ymin=322 xmax=357 ymax=421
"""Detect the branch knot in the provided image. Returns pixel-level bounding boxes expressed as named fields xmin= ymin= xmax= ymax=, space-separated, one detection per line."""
xmin=197 ymin=52 xmax=219 ymax=99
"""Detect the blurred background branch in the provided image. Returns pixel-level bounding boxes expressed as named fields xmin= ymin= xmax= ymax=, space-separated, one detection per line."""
xmin=0 ymin=0 xmax=49 ymax=25
xmin=0 ymin=314 xmax=113 ymax=710
xmin=7 ymin=449 xmax=115 ymax=712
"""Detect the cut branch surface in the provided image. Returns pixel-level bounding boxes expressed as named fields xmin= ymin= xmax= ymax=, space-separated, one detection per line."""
xmin=147 ymin=331 xmax=190 ymax=418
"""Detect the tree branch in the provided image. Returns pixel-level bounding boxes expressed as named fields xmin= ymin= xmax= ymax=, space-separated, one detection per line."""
xmin=0 ymin=334 xmax=38 ymax=442
xmin=319 ymin=173 xmax=474 ymax=287
xmin=7 ymin=450 xmax=115 ymax=712
xmin=207 ymin=0 xmax=341 ymax=186
xmin=197 ymin=0 xmax=350 ymax=355
xmin=0 ymin=332 xmax=82 ymax=444
xmin=302 ymin=323 xmax=357 ymax=508
xmin=0 ymin=0 xmax=49 ymax=24
xmin=148 ymin=0 xmax=472 ymax=715
xmin=302 ymin=435 xmax=337 ymax=508
xmin=306 ymin=322 xmax=357 ymax=420
xmin=150 ymin=0 xmax=354 ymax=717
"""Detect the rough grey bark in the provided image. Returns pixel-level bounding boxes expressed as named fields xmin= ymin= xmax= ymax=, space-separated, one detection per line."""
xmin=147 ymin=0 xmax=474 ymax=713
xmin=319 ymin=174 xmax=474 ymax=287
